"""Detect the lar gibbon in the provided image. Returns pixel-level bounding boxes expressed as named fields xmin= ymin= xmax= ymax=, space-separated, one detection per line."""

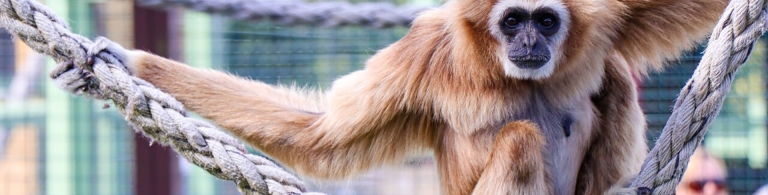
xmin=117 ymin=0 xmax=729 ymax=194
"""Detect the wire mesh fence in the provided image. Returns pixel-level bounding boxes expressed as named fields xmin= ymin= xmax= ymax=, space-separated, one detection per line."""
xmin=0 ymin=0 xmax=766 ymax=195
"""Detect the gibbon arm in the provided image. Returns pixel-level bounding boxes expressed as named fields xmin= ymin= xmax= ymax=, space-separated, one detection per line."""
xmin=125 ymin=51 xmax=436 ymax=179
xmin=471 ymin=121 xmax=551 ymax=195
xmin=615 ymin=0 xmax=729 ymax=73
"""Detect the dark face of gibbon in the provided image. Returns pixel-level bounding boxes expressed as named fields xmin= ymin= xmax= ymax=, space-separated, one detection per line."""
xmin=500 ymin=7 xmax=561 ymax=68
xmin=489 ymin=0 xmax=570 ymax=80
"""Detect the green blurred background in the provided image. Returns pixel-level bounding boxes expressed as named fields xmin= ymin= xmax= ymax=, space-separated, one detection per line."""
xmin=0 ymin=0 xmax=766 ymax=194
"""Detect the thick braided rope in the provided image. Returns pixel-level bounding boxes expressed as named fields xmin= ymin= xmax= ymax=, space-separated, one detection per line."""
xmin=626 ymin=0 xmax=768 ymax=194
xmin=0 ymin=0 xmax=326 ymax=194
xmin=137 ymin=0 xmax=429 ymax=28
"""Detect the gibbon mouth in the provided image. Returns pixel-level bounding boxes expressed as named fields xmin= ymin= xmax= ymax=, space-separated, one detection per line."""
xmin=510 ymin=55 xmax=550 ymax=69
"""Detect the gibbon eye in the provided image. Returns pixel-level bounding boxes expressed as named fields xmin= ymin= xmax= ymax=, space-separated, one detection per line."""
xmin=538 ymin=15 xmax=557 ymax=28
xmin=504 ymin=16 xmax=520 ymax=27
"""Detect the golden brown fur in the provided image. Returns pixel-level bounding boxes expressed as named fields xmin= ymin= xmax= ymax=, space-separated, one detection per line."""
xmin=471 ymin=121 xmax=550 ymax=195
xmin=124 ymin=0 xmax=728 ymax=194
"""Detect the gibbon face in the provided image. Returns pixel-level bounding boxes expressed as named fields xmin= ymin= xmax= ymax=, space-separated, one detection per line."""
xmin=489 ymin=0 xmax=570 ymax=80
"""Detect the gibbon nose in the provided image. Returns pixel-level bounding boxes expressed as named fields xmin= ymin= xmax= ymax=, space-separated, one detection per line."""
xmin=521 ymin=33 xmax=537 ymax=50
xmin=508 ymin=32 xmax=551 ymax=69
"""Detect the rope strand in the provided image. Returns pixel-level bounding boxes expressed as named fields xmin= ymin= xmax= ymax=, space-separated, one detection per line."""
xmin=137 ymin=0 xmax=430 ymax=28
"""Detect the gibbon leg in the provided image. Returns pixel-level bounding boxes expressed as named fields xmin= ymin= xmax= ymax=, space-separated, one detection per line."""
xmin=471 ymin=121 xmax=551 ymax=195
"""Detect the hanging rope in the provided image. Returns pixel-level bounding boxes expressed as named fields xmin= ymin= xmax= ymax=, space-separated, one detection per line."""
xmin=137 ymin=0 xmax=430 ymax=28
xmin=0 ymin=0 xmax=325 ymax=194
xmin=622 ymin=0 xmax=768 ymax=194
